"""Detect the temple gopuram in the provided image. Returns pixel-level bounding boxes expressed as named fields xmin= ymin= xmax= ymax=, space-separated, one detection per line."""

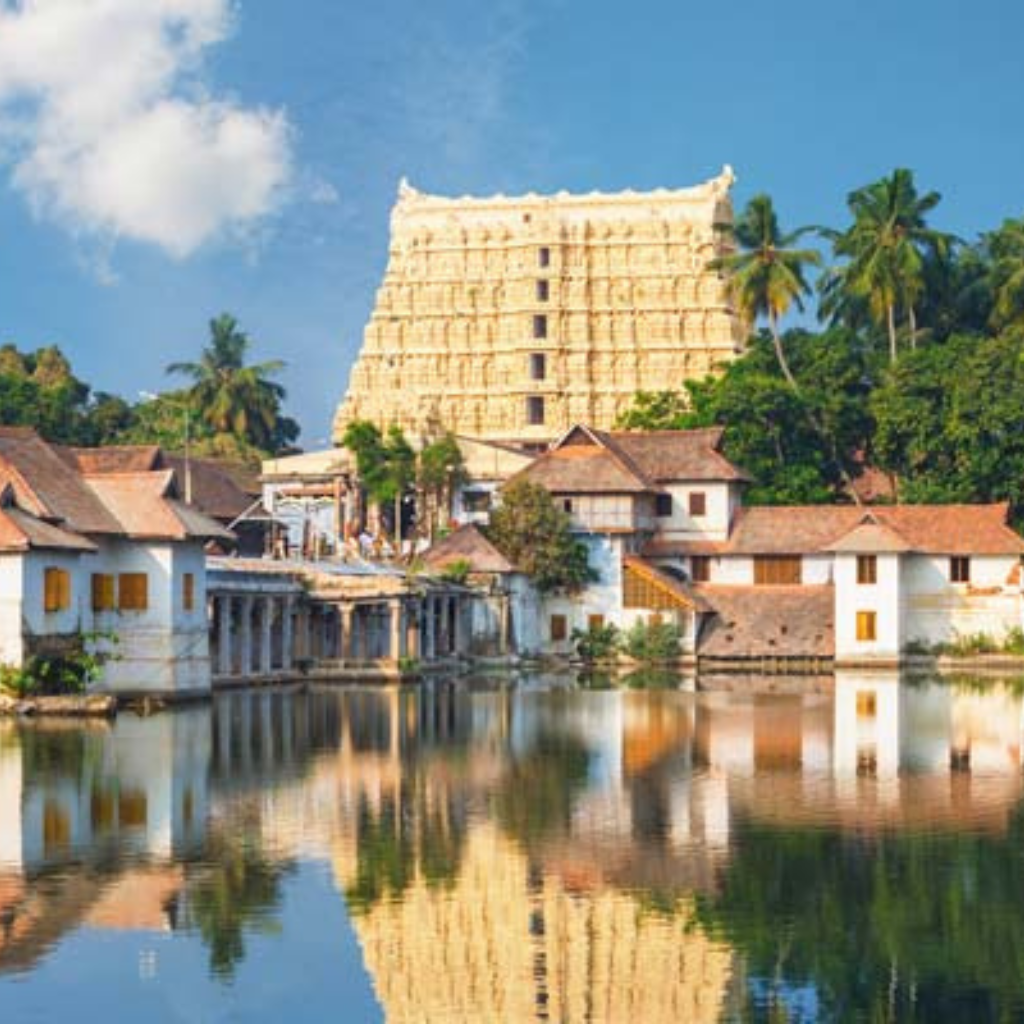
xmin=334 ymin=168 xmax=744 ymax=448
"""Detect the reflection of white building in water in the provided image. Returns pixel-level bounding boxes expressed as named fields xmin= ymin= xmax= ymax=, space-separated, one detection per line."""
xmin=0 ymin=713 xmax=209 ymax=874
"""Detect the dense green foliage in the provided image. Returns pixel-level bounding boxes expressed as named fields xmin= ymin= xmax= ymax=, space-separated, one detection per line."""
xmin=571 ymin=622 xmax=620 ymax=661
xmin=620 ymin=619 xmax=683 ymax=662
xmin=486 ymin=479 xmax=595 ymax=593
xmin=618 ymin=171 xmax=1024 ymax=515
xmin=0 ymin=314 xmax=298 ymax=462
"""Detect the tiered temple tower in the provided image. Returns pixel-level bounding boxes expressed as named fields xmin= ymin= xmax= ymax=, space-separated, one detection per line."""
xmin=334 ymin=167 xmax=745 ymax=447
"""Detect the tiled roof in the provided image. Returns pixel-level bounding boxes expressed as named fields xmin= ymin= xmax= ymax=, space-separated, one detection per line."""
xmin=0 ymin=506 xmax=97 ymax=553
xmin=826 ymin=520 xmax=912 ymax=553
xmin=696 ymin=585 xmax=835 ymax=659
xmin=597 ymin=428 xmax=752 ymax=483
xmin=509 ymin=439 xmax=651 ymax=494
xmin=723 ymin=504 xmax=1024 ymax=556
xmin=83 ymin=472 xmax=235 ymax=542
xmin=0 ymin=428 xmax=122 ymax=533
xmin=507 ymin=424 xmax=750 ymax=496
xmin=162 ymin=456 xmax=259 ymax=520
xmin=422 ymin=524 xmax=515 ymax=574
xmin=58 ymin=445 xmax=161 ymax=474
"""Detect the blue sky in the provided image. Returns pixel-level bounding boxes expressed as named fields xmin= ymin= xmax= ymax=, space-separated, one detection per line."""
xmin=0 ymin=0 xmax=1022 ymax=445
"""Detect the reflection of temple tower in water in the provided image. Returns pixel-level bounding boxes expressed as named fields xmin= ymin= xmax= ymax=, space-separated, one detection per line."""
xmin=331 ymin=822 xmax=735 ymax=1024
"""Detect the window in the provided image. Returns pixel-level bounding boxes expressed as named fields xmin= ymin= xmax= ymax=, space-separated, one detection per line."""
xmin=183 ymin=573 xmax=195 ymax=612
xmin=536 ymin=279 xmax=550 ymax=302
xmin=538 ymin=246 xmax=551 ymax=268
xmin=463 ymin=489 xmax=492 ymax=513
xmin=856 ymin=610 xmax=877 ymax=642
xmin=562 ymin=498 xmax=574 ymax=514
xmin=857 ymin=555 xmax=877 ymax=585
xmin=529 ymin=352 xmax=547 ymax=380
xmin=754 ymin=556 xmax=802 ymax=586
xmin=533 ymin=314 xmax=548 ymax=339
xmin=588 ymin=614 xmax=605 ymax=631
xmin=526 ymin=396 xmax=545 ymax=425
xmin=118 ymin=573 xmax=149 ymax=612
xmin=44 ymin=567 xmax=71 ymax=613
xmin=91 ymin=573 xmax=115 ymax=612
xmin=691 ymin=556 xmax=711 ymax=583
xmin=655 ymin=493 xmax=673 ymax=517
xmin=950 ymin=556 xmax=971 ymax=583
xmin=856 ymin=691 xmax=877 ymax=718
xmin=550 ymin=614 xmax=567 ymax=641
xmin=688 ymin=492 xmax=707 ymax=517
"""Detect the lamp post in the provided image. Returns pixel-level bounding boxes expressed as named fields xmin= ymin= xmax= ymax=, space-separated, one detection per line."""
xmin=140 ymin=391 xmax=193 ymax=505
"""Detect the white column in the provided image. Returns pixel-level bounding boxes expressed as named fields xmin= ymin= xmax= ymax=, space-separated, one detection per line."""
xmin=259 ymin=598 xmax=273 ymax=675
xmin=217 ymin=596 xmax=233 ymax=676
xmin=389 ymin=599 xmax=402 ymax=661
xmin=240 ymin=596 xmax=254 ymax=677
xmin=282 ymin=597 xmax=295 ymax=671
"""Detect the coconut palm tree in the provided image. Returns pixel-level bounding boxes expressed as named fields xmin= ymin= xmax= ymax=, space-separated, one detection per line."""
xmin=822 ymin=169 xmax=953 ymax=361
xmin=983 ymin=216 xmax=1024 ymax=331
xmin=167 ymin=314 xmax=287 ymax=451
xmin=711 ymin=194 xmax=821 ymax=391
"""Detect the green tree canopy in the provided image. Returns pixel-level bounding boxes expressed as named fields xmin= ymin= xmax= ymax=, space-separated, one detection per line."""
xmin=486 ymin=479 xmax=594 ymax=593
xmin=167 ymin=313 xmax=298 ymax=453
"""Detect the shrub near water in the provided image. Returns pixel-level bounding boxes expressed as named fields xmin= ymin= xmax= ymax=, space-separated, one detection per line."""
xmin=571 ymin=623 xmax=619 ymax=662
xmin=621 ymin=620 xmax=683 ymax=663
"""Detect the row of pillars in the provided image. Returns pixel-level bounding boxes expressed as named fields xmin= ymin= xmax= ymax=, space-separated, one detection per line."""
xmin=209 ymin=591 xmax=468 ymax=679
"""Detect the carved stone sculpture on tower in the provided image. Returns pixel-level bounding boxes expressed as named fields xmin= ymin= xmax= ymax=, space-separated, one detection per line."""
xmin=334 ymin=167 xmax=745 ymax=446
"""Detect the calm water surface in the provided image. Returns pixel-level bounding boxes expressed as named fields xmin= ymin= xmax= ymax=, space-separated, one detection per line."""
xmin=2 ymin=671 xmax=1024 ymax=1022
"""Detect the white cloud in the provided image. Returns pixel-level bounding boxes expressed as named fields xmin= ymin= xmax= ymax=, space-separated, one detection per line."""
xmin=0 ymin=0 xmax=292 ymax=257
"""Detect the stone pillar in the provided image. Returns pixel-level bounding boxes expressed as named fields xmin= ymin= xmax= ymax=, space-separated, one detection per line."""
xmin=451 ymin=596 xmax=463 ymax=655
xmin=424 ymin=596 xmax=437 ymax=661
xmin=282 ymin=597 xmax=294 ymax=672
xmin=498 ymin=592 xmax=510 ymax=655
xmin=259 ymin=598 xmax=273 ymax=676
xmin=240 ymin=596 xmax=254 ymax=677
xmin=217 ymin=595 xmax=233 ymax=676
xmin=405 ymin=600 xmax=420 ymax=659
xmin=341 ymin=605 xmax=355 ymax=661
xmin=389 ymin=599 xmax=402 ymax=661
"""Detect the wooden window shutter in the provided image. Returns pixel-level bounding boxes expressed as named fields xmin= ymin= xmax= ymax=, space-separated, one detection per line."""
xmin=856 ymin=610 xmax=877 ymax=642
xmin=183 ymin=573 xmax=195 ymax=612
xmin=118 ymin=573 xmax=149 ymax=612
xmin=91 ymin=574 xmax=115 ymax=612
xmin=44 ymin=567 xmax=70 ymax=613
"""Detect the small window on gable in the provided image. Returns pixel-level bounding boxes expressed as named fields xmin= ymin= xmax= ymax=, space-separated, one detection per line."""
xmin=655 ymin=494 xmax=673 ymax=517
xmin=856 ymin=610 xmax=877 ymax=642
xmin=550 ymin=614 xmax=567 ymax=642
xmin=857 ymin=555 xmax=877 ymax=585
xmin=44 ymin=567 xmax=71 ymax=613
xmin=526 ymin=396 xmax=545 ymax=426
xmin=118 ymin=573 xmax=149 ymax=612
xmin=533 ymin=314 xmax=548 ymax=339
xmin=950 ymin=556 xmax=971 ymax=583
xmin=689 ymin=492 xmax=707 ymax=517
xmin=691 ymin=556 xmax=711 ymax=583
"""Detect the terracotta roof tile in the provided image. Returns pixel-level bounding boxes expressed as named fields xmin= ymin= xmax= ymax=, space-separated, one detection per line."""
xmin=58 ymin=445 xmax=162 ymax=474
xmin=724 ymin=504 xmax=1024 ymax=556
xmin=598 ymin=427 xmax=752 ymax=483
xmin=162 ymin=456 xmax=259 ymax=520
xmin=0 ymin=429 xmax=121 ymax=533
xmin=83 ymin=472 xmax=234 ymax=542
xmin=696 ymin=585 xmax=835 ymax=659
xmin=423 ymin=524 xmax=515 ymax=573
xmin=0 ymin=507 xmax=97 ymax=552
